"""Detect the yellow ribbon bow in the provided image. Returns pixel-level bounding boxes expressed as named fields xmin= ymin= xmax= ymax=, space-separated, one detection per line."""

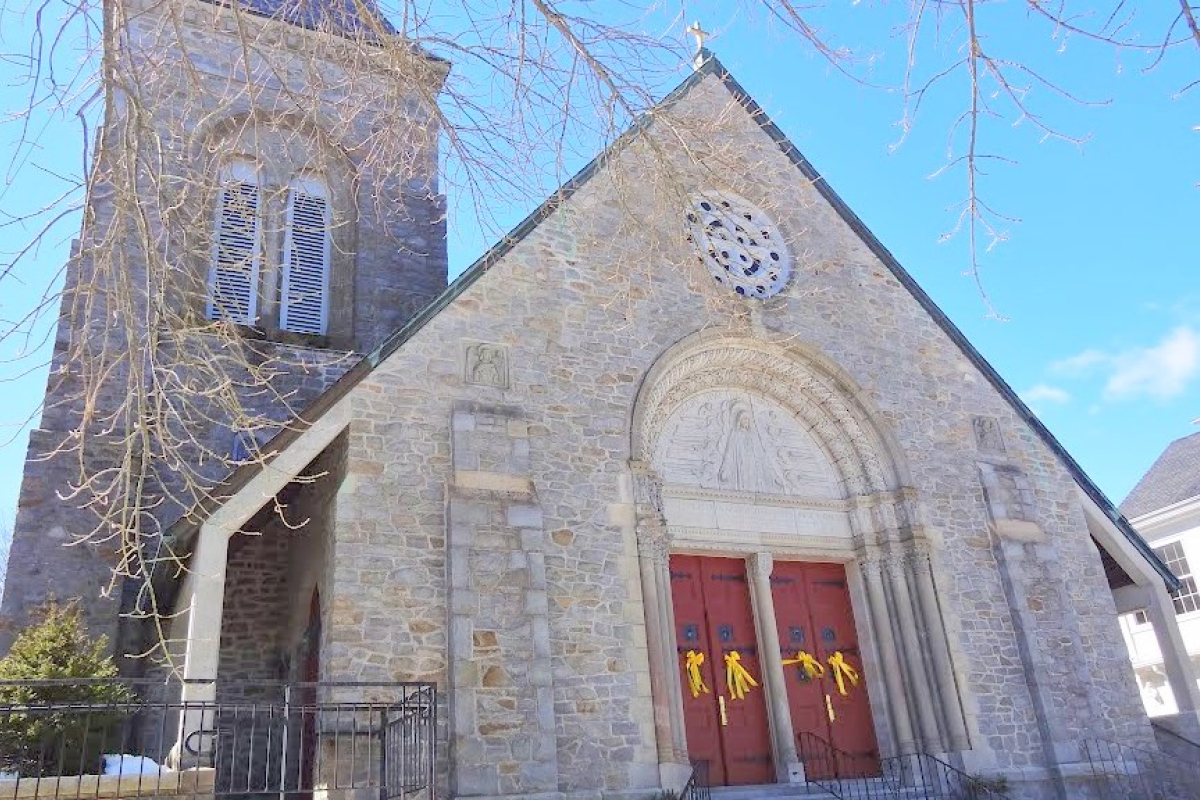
xmin=684 ymin=650 xmax=710 ymax=698
xmin=781 ymin=650 xmax=825 ymax=680
xmin=827 ymin=651 xmax=860 ymax=696
xmin=724 ymin=650 xmax=760 ymax=700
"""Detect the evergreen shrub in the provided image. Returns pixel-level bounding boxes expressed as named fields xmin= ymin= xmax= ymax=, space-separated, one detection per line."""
xmin=0 ymin=600 xmax=136 ymax=778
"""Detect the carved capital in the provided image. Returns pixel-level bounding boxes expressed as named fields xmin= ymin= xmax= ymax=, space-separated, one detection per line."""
xmin=636 ymin=516 xmax=671 ymax=563
xmin=883 ymin=549 xmax=912 ymax=580
xmin=629 ymin=460 xmax=665 ymax=514
xmin=748 ymin=551 xmax=774 ymax=580
xmin=861 ymin=547 xmax=909 ymax=578
xmin=908 ymin=538 xmax=933 ymax=562
xmin=857 ymin=549 xmax=886 ymax=574
xmin=877 ymin=501 xmax=900 ymax=533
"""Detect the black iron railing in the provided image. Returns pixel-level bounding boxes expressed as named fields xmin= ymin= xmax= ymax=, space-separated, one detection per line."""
xmin=0 ymin=679 xmax=436 ymax=799
xmin=1150 ymin=719 xmax=1200 ymax=763
xmin=680 ymin=759 xmax=710 ymax=800
xmin=1082 ymin=737 xmax=1200 ymax=800
xmin=796 ymin=731 xmax=1006 ymax=799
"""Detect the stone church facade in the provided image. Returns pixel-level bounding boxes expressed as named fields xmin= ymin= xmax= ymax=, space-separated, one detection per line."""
xmin=2 ymin=1 xmax=1197 ymax=798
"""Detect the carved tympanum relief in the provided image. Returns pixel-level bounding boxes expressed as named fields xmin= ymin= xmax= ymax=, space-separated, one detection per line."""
xmin=636 ymin=343 xmax=890 ymax=495
xmin=652 ymin=390 xmax=839 ymax=499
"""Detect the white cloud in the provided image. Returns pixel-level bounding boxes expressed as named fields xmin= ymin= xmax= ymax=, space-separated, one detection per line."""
xmin=1050 ymin=349 xmax=1108 ymax=375
xmin=1021 ymin=384 xmax=1071 ymax=406
xmin=1104 ymin=327 xmax=1200 ymax=400
xmin=1050 ymin=326 xmax=1200 ymax=402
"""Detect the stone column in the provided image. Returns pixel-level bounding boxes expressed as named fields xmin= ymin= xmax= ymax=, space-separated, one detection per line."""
xmin=170 ymin=523 xmax=229 ymax=768
xmin=908 ymin=543 xmax=971 ymax=751
xmin=1146 ymin=582 xmax=1200 ymax=719
xmin=631 ymin=463 xmax=692 ymax=790
xmin=748 ymin=552 xmax=804 ymax=783
xmin=884 ymin=553 xmax=943 ymax=750
xmin=657 ymin=549 xmax=689 ymax=763
xmin=859 ymin=553 xmax=917 ymax=754
xmin=637 ymin=518 xmax=680 ymax=766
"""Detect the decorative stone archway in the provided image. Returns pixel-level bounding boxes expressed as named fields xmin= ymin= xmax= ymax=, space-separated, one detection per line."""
xmin=628 ymin=332 xmax=971 ymax=784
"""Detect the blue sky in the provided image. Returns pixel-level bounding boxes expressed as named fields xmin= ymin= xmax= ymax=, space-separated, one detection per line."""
xmin=0 ymin=1 xmax=1197 ymax=538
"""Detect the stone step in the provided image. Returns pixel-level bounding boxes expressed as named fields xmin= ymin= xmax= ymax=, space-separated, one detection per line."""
xmin=709 ymin=782 xmax=932 ymax=799
xmin=709 ymin=784 xmax=838 ymax=800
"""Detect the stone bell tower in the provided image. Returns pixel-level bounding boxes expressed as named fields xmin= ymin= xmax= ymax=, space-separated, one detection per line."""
xmin=0 ymin=0 xmax=448 ymax=657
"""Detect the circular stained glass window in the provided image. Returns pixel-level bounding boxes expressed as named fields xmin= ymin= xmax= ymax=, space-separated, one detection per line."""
xmin=686 ymin=194 xmax=792 ymax=299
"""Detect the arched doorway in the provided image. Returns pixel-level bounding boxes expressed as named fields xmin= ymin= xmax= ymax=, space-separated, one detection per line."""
xmin=628 ymin=333 xmax=971 ymax=786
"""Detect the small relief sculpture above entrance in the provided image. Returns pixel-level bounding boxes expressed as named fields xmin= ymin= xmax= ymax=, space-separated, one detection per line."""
xmin=464 ymin=342 xmax=509 ymax=388
xmin=653 ymin=390 xmax=839 ymax=498
xmin=972 ymin=415 xmax=1005 ymax=455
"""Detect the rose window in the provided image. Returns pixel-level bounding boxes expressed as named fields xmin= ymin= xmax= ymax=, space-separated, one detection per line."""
xmin=686 ymin=195 xmax=792 ymax=299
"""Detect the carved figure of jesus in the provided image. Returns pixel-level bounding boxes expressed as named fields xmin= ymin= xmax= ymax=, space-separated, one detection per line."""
xmin=717 ymin=404 xmax=783 ymax=493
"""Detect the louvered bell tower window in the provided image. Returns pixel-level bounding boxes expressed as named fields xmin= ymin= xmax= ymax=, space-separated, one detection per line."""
xmin=207 ymin=161 xmax=262 ymax=325
xmin=280 ymin=178 xmax=331 ymax=336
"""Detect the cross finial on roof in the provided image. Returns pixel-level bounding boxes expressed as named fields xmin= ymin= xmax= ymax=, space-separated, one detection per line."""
xmin=685 ymin=20 xmax=711 ymax=59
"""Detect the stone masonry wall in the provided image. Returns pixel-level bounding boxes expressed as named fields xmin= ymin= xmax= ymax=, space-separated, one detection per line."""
xmin=313 ymin=70 xmax=1153 ymax=797
xmin=219 ymin=530 xmax=292 ymax=689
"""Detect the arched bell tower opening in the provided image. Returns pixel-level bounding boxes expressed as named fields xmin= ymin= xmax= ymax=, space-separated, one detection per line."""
xmin=628 ymin=331 xmax=973 ymax=787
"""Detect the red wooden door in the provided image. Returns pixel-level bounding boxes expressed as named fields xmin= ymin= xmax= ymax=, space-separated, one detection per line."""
xmin=671 ymin=555 xmax=774 ymax=786
xmin=772 ymin=561 xmax=879 ymax=779
xmin=671 ymin=556 xmax=723 ymax=779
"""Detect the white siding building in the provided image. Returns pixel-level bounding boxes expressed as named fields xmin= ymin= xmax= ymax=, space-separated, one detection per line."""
xmin=1121 ymin=432 xmax=1200 ymax=716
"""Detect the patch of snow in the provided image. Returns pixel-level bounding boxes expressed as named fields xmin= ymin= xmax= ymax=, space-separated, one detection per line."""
xmin=0 ymin=772 xmax=17 ymax=780
xmin=102 ymin=755 xmax=172 ymax=775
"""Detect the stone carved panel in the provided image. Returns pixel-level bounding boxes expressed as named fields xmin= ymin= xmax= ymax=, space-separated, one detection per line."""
xmin=972 ymin=415 xmax=1005 ymax=454
xmin=652 ymin=390 xmax=839 ymax=498
xmin=464 ymin=342 xmax=509 ymax=388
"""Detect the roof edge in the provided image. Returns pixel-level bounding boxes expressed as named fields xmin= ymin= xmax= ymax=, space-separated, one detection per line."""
xmin=1127 ymin=492 xmax=1200 ymax=529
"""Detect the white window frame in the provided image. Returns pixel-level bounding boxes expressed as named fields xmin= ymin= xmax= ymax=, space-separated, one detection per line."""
xmin=1157 ymin=540 xmax=1200 ymax=618
xmin=279 ymin=175 xmax=331 ymax=336
xmin=206 ymin=160 xmax=262 ymax=325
